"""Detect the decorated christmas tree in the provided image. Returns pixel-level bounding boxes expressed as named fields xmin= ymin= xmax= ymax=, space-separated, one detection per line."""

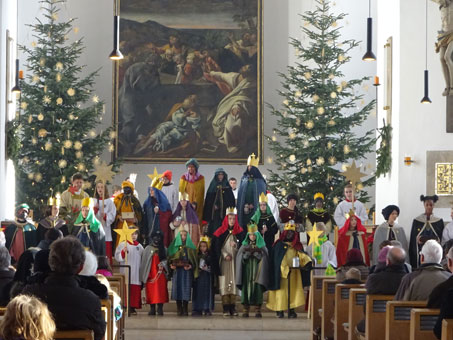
xmin=9 ymin=0 xmax=119 ymax=216
xmin=267 ymin=0 xmax=375 ymax=218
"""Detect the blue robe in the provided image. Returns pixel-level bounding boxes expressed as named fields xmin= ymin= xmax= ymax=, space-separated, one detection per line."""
xmin=237 ymin=166 xmax=266 ymax=227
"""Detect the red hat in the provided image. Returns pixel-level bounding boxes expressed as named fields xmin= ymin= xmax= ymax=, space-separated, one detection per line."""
xmin=162 ymin=170 xmax=172 ymax=181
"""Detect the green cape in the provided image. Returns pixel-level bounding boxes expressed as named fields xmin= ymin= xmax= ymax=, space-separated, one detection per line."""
xmin=74 ymin=208 xmax=101 ymax=233
xmin=168 ymin=231 xmax=196 ymax=257
xmin=242 ymin=230 xmax=266 ymax=249
xmin=250 ymin=204 xmax=272 ymax=224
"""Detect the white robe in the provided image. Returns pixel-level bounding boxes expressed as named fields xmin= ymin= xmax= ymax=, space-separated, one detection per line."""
xmin=442 ymin=221 xmax=453 ymax=245
xmin=93 ymin=198 xmax=116 ymax=242
xmin=306 ymin=241 xmax=337 ymax=268
xmin=267 ymin=192 xmax=280 ymax=223
xmin=115 ymin=241 xmax=144 ymax=285
xmin=334 ymin=200 xmax=368 ymax=227
xmin=161 ymin=183 xmax=179 ymax=213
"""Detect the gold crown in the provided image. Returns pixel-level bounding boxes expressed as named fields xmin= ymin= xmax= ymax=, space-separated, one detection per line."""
xmin=150 ymin=177 xmax=164 ymax=191
xmin=345 ymin=208 xmax=356 ymax=219
xmin=48 ymin=194 xmax=61 ymax=207
xmin=284 ymin=220 xmax=296 ymax=231
xmin=81 ymin=197 xmax=92 ymax=208
xmin=199 ymin=235 xmax=211 ymax=248
xmin=247 ymin=223 xmax=258 ymax=233
xmin=226 ymin=207 xmax=237 ymax=215
xmin=314 ymin=192 xmax=324 ymax=201
xmin=259 ymin=192 xmax=268 ymax=203
xmin=247 ymin=153 xmax=259 ymax=167
xmin=179 ymin=191 xmax=190 ymax=201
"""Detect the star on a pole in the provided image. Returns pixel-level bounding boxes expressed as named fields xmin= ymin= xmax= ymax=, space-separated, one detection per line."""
xmin=93 ymin=161 xmax=115 ymax=184
xmin=114 ymin=221 xmax=137 ymax=245
xmin=340 ymin=161 xmax=367 ymax=186
xmin=147 ymin=167 xmax=161 ymax=185
xmin=307 ymin=223 xmax=324 ymax=247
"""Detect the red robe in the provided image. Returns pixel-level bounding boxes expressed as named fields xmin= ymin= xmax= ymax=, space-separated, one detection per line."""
xmin=336 ymin=216 xmax=370 ymax=267
xmin=145 ymin=253 xmax=169 ymax=304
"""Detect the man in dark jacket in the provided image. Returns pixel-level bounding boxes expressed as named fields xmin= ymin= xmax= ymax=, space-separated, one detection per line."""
xmin=23 ymin=236 xmax=106 ymax=340
xmin=428 ymin=246 xmax=453 ymax=308
xmin=0 ymin=246 xmax=14 ymax=306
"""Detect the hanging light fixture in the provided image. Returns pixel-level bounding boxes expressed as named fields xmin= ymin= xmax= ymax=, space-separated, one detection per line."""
xmin=109 ymin=0 xmax=123 ymax=60
xmin=11 ymin=59 xmax=21 ymax=93
xmin=421 ymin=0 xmax=431 ymax=104
xmin=362 ymin=0 xmax=376 ymax=61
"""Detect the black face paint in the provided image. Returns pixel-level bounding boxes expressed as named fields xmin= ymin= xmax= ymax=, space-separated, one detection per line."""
xmin=123 ymin=187 xmax=132 ymax=195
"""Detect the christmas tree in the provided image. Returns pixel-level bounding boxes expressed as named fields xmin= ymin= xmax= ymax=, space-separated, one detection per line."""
xmin=267 ymin=0 xmax=375 ymax=218
xmin=9 ymin=0 xmax=119 ymax=217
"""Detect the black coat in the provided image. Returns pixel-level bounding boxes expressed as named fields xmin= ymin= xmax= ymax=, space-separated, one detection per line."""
xmin=0 ymin=270 xmax=14 ymax=306
xmin=22 ymin=273 xmax=106 ymax=340
xmin=365 ymin=264 xmax=407 ymax=295
xmin=434 ymin=288 xmax=453 ymax=339
xmin=428 ymin=276 xmax=453 ymax=308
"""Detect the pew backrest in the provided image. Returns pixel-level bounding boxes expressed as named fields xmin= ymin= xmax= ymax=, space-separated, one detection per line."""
xmin=321 ymin=279 xmax=339 ymax=340
xmin=365 ymin=294 xmax=394 ymax=340
xmin=334 ymin=283 xmax=363 ymax=340
xmin=409 ymin=308 xmax=440 ymax=340
xmin=385 ymin=301 xmax=427 ymax=340
xmin=310 ymin=275 xmax=332 ymax=340
xmin=53 ymin=330 xmax=94 ymax=340
xmin=348 ymin=288 xmax=367 ymax=340
xmin=101 ymin=295 xmax=113 ymax=340
xmin=441 ymin=319 xmax=453 ymax=340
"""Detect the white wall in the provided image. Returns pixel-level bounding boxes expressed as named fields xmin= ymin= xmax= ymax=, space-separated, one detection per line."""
xmin=376 ymin=0 xmax=453 ymax=232
xmin=15 ymin=0 xmax=376 ymax=208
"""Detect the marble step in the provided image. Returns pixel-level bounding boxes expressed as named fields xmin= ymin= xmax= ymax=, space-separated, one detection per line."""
xmin=125 ymin=313 xmax=310 ymax=331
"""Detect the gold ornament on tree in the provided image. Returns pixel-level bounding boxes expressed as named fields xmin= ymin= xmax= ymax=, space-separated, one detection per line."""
xmin=67 ymin=88 xmax=75 ymax=96
xmin=58 ymin=159 xmax=67 ymax=168
xmin=37 ymin=113 xmax=44 ymax=121
xmin=55 ymin=62 xmax=63 ymax=70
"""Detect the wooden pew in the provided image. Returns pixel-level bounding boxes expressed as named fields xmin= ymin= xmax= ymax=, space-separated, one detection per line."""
xmin=409 ymin=308 xmax=440 ymax=340
xmin=53 ymin=330 xmax=94 ymax=340
xmin=441 ymin=319 xmax=453 ymax=340
xmin=334 ymin=283 xmax=363 ymax=340
xmin=107 ymin=274 xmax=126 ymax=340
xmin=0 ymin=307 xmax=6 ymax=316
xmin=385 ymin=301 xmax=427 ymax=340
xmin=101 ymin=294 xmax=113 ymax=340
xmin=365 ymin=294 xmax=394 ymax=340
xmin=310 ymin=275 xmax=332 ymax=340
xmin=348 ymin=288 xmax=367 ymax=340
xmin=321 ymin=279 xmax=338 ymax=340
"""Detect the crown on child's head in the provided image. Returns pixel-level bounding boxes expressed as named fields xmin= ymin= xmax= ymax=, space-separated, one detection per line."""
xmin=199 ymin=235 xmax=211 ymax=248
xmin=314 ymin=192 xmax=324 ymax=201
xmin=179 ymin=191 xmax=190 ymax=201
xmin=284 ymin=220 xmax=296 ymax=231
xmin=247 ymin=153 xmax=259 ymax=168
xmin=81 ymin=197 xmax=92 ymax=208
xmin=247 ymin=223 xmax=258 ymax=234
xmin=226 ymin=207 xmax=237 ymax=215
xmin=150 ymin=177 xmax=164 ymax=191
xmin=259 ymin=192 xmax=268 ymax=203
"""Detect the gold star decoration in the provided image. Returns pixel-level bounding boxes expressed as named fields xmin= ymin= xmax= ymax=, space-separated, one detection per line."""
xmin=340 ymin=161 xmax=367 ymax=186
xmin=92 ymin=95 xmax=99 ymax=103
xmin=114 ymin=221 xmax=137 ymax=245
xmin=93 ymin=161 xmax=115 ymax=184
xmin=147 ymin=167 xmax=161 ymax=185
xmin=307 ymin=223 xmax=324 ymax=247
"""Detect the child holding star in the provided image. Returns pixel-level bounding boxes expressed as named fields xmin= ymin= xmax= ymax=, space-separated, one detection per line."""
xmin=114 ymin=226 xmax=143 ymax=315
xmin=306 ymin=222 xmax=337 ymax=268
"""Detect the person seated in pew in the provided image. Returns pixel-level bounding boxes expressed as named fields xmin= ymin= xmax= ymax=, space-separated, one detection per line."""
xmin=0 ymin=294 xmax=56 ymax=340
xmin=22 ymin=236 xmax=106 ymax=340
xmin=369 ymin=243 xmax=391 ymax=274
xmin=355 ymin=246 xmax=408 ymax=335
xmin=428 ymin=246 xmax=453 ymax=308
xmin=342 ymin=267 xmax=362 ymax=284
xmin=394 ymin=240 xmax=451 ymax=301
xmin=440 ymin=239 xmax=453 ymax=270
xmin=78 ymin=250 xmax=109 ymax=300
xmin=389 ymin=240 xmax=412 ymax=273
xmin=0 ymin=247 xmax=14 ymax=307
xmin=336 ymin=249 xmax=369 ymax=282
xmin=433 ymin=287 xmax=453 ymax=339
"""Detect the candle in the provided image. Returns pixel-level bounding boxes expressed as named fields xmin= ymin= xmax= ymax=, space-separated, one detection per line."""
xmin=374 ymin=76 xmax=379 ymax=85
xmin=19 ymin=70 xmax=24 ymax=79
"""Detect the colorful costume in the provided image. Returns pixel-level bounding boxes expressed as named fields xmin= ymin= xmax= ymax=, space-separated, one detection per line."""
xmin=59 ymin=185 xmax=89 ymax=224
xmin=179 ymin=158 xmax=205 ymax=223
xmin=235 ymin=223 xmax=269 ymax=317
xmin=168 ymin=227 xmax=198 ymax=316
xmin=334 ymin=199 xmax=368 ymax=227
xmin=72 ymin=198 xmax=106 ymax=256
xmin=212 ymin=208 xmax=245 ymax=316
xmin=114 ymin=181 xmax=143 ymax=244
xmin=192 ymin=236 xmax=214 ymax=315
xmin=139 ymin=230 xmax=168 ymax=316
xmin=5 ymin=204 xmax=38 ymax=263
xmin=170 ymin=193 xmax=200 ymax=245
xmin=115 ymin=239 xmax=144 ymax=309
xmin=237 ymin=154 xmax=267 ymax=227
xmin=93 ymin=197 xmax=116 ymax=260
xmin=160 ymin=171 xmax=179 ymax=213
xmin=267 ymin=222 xmax=312 ymax=318
xmin=250 ymin=193 xmax=278 ymax=252
xmin=306 ymin=193 xmax=333 ymax=235
xmin=143 ymin=179 xmax=173 ymax=247
xmin=37 ymin=198 xmax=68 ymax=243
xmin=203 ymin=168 xmax=235 ymax=237
xmin=336 ymin=215 xmax=370 ymax=267
xmin=278 ymin=194 xmax=303 ymax=232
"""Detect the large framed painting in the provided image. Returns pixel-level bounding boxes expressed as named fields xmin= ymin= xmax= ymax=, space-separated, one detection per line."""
xmin=113 ymin=0 xmax=263 ymax=164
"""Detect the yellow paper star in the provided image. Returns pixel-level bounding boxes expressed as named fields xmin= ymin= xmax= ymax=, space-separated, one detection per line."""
xmin=114 ymin=221 xmax=137 ymax=245
xmin=147 ymin=167 xmax=161 ymax=185
xmin=307 ymin=223 xmax=324 ymax=246
xmin=93 ymin=161 xmax=115 ymax=184
xmin=340 ymin=161 xmax=367 ymax=186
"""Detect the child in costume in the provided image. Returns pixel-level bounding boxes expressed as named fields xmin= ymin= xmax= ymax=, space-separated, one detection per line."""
xmin=336 ymin=213 xmax=370 ymax=267
xmin=192 ymin=235 xmax=214 ymax=316
xmin=305 ymin=222 xmax=337 ymax=268
xmin=250 ymin=192 xmax=278 ymax=252
xmin=170 ymin=192 xmax=200 ymax=245
xmin=267 ymin=221 xmax=312 ymax=318
xmin=139 ymin=229 xmax=168 ymax=316
xmin=235 ymin=222 xmax=269 ymax=318
xmin=93 ymin=181 xmax=116 ymax=261
xmin=72 ymin=198 xmax=106 ymax=255
xmin=212 ymin=207 xmax=245 ymax=317
xmin=305 ymin=193 xmax=332 ymax=241
xmin=168 ymin=226 xmax=198 ymax=316
xmin=114 ymin=229 xmax=143 ymax=315
xmin=334 ymin=184 xmax=368 ymax=227
xmin=37 ymin=196 xmax=68 ymax=244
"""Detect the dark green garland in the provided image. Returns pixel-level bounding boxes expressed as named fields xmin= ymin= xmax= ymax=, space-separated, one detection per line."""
xmin=376 ymin=119 xmax=392 ymax=178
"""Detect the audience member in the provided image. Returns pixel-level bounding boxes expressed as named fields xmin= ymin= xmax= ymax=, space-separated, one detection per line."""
xmin=0 ymin=247 xmax=14 ymax=306
xmin=428 ymin=246 xmax=453 ymax=307
xmin=342 ymin=268 xmax=362 ymax=284
xmin=336 ymin=249 xmax=369 ymax=282
xmin=0 ymin=294 xmax=56 ymax=340
xmin=394 ymin=240 xmax=451 ymax=301
xmin=78 ymin=250 xmax=108 ymax=300
xmin=369 ymin=245 xmax=391 ymax=274
xmin=433 ymin=288 xmax=453 ymax=339
xmin=22 ymin=236 xmax=106 ymax=340
xmin=37 ymin=228 xmax=63 ymax=250
xmin=9 ymin=249 xmax=39 ymax=299
xmin=96 ymin=255 xmax=113 ymax=277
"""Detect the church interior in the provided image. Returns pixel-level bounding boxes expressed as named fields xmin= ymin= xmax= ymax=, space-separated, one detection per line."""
xmin=1 ymin=0 xmax=453 ymax=339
